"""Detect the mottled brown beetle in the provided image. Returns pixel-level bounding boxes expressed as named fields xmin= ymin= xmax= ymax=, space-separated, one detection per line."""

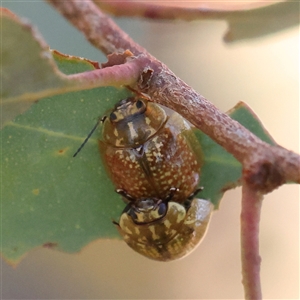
xmin=98 ymin=97 xmax=203 ymax=203
xmin=114 ymin=187 xmax=212 ymax=261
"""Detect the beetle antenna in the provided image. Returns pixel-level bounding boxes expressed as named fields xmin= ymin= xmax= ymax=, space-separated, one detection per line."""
xmin=73 ymin=117 xmax=103 ymax=157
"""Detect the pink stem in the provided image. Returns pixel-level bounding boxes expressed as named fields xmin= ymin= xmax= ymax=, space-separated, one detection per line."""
xmin=241 ymin=183 xmax=263 ymax=300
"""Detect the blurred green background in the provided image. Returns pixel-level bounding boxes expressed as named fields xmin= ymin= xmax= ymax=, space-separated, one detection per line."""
xmin=2 ymin=2 xmax=299 ymax=299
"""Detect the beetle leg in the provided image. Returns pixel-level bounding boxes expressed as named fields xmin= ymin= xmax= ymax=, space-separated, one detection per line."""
xmin=112 ymin=219 xmax=120 ymax=226
xmin=183 ymin=187 xmax=204 ymax=209
xmin=164 ymin=187 xmax=179 ymax=202
xmin=187 ymin=187 xmax=204 ymax=200
xmin=116 ymin=188 xmax=136 ymax=203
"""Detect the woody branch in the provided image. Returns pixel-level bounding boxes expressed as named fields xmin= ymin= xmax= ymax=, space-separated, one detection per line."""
xmin=47 ymin=0 xmax=300 ymax=193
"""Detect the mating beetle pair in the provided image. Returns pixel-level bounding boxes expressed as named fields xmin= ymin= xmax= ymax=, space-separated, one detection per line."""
xmin=77 ymin=96 xmax=212 ymax=261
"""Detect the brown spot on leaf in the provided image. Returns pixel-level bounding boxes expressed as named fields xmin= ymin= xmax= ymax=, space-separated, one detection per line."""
xmin=52 ymin=49 xmax=100 ymax=69
xmin=32 ymin=188 xmax=40 ymax=195
xmin=1 ymin=7 xmax=18 ymax=19
xmin=43 ymin=242 xmax=58 ymax=249
xmin=58 ymin=148 xmax=67 ymax=155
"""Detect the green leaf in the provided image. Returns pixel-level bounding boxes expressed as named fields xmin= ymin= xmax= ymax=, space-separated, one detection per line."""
xmin=1 ymin=51 xmax=275 ymax=263
xmin=0 ymin=9 xmax=72 ymax=127
xmin=1 ymin=52 xmax=132 ymax=263
xmin=224 ymin=1 xmax=299 ymax=42
xmin=0 ymin=9 xmax=100 ymax=129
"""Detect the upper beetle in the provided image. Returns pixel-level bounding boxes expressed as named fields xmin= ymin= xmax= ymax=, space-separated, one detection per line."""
xmin=98 ymin=96 xmax=203 ymax=203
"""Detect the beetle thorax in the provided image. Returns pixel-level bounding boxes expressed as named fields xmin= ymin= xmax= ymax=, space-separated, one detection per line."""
xmin=130 ymin=198 xmax=166 ymax=224
xmin=102 ymin=98 xmax=168 ymax=148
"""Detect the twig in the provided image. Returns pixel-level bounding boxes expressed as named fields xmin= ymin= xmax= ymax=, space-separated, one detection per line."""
xmin=67 ymin=55 xmax=149 ymax=88
xmin=4 ymin=57 xmax=147 ymax=104
xmin=240 ymin=183 xmax=263 ymax=300
xmin=47 ymin=0 xmax=300 ymax=192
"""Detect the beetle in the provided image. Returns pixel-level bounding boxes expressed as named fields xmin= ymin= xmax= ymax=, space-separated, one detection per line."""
xmin=73 ymin=96 xmax=212 ymax=260
xmin=114 ymin=187 xmax=212 ymax=261
xmin=98 ymin=96 xmax=203 ymax=203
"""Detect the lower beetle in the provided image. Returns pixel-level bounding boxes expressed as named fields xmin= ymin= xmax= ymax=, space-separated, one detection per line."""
xmin=114 ymin=187 xmax=212 ymax=261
